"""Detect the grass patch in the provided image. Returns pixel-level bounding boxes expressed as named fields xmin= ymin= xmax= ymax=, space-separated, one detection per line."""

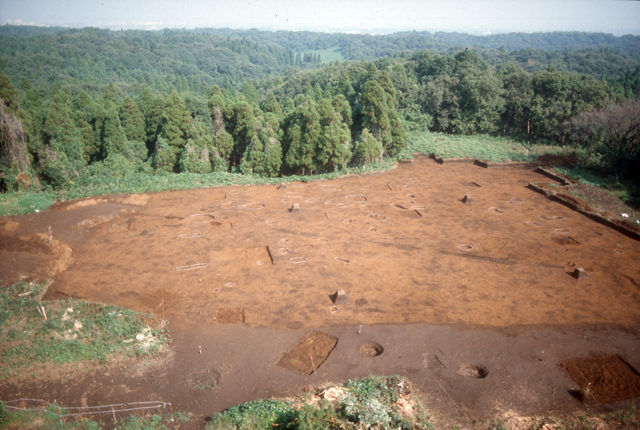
xmin=555 ymin=165 xmax=639 ymax=202
xmin=0 ymin=281 xmax=168 ymax=380
xmin=0 ymin=191 xmax=54 ymax=216
xmin=308 ymin=46 xmax=345 ymax=64
xmin=52 ymin=161 xmax=394 ymax=202
xmin=0 ymin=160 xmax=395 ymax=216
xmin=0 ymin=402 xmax=191 ymax=430
xmin=404 ymin=131 xmax=572 ymax=163
xmin=206 ymin=375 xmax=433 ymax=430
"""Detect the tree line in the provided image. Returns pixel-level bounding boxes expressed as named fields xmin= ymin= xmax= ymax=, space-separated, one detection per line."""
xmin=1 ymin=26 xmax=640 ymax=100
xmin=0 ymin=62 xmax=408 ymax=190
xmin=1 ymin=35 xmax=638 ymax=191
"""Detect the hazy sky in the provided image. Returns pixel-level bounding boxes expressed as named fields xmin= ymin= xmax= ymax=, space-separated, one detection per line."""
xmin=2 ymin=0 xmax=639 ymax=35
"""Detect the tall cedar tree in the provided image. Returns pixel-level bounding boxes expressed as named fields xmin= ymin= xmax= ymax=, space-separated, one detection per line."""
xmin=120 ymin=96 xmax=146 ymax=142
xmin=101 ymin=107 xmax=127 ymax=158
xmin=262 ymin=93 xmax=282 ymax=119
xmin=240 ymin=115 xmax=283 ymax=177
xmin=353 ymin=127 xmax=382 ymax=166
xmin=179 ymin=117 xmax=217 ymax=173
xmin=315 ymin=98 xmax=352 ymax=171
xmin=224 ymin=95 xmax=257 ymax=168
xmin=360 ymin=75 xmax=408 ymax=156
xmin=283 ymin=97 xmax=320 ymax=175
xmin=155 ymin=90 xmax=191 ymax=172
xmin=135 ymin=86 xmax=165 ymax=147
xmin=43 ymin=91 xmax=83 ymax=161
xmin=72 ymin=91 xmax=99 ymax=162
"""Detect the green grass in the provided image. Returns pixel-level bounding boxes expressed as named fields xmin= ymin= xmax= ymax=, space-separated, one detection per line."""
xmin=0 ymin=281 xmax=168 ymax=379
xmin=0 ymin=160 xmax=395 ymax=216
xmin=55 ymin=161 xmax=394 ymax=201
xmin=0 ymin=191 xmax=55 ymax=216
xmin=206 ymin=375 xmax=433 ymax=430
xmin=308 ymin=46 xmax=345 ymax=64
xmin=404 ymin=131 xmax=572 ymax=163
xmin=554 ymin=165 xmax=640 ymax=208
xmin=0 ymin=403 xmax=191 ymax=430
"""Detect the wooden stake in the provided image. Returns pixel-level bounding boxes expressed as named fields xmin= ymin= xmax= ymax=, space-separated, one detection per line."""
xmin=310 ymin=353 xmax=317 ymax=376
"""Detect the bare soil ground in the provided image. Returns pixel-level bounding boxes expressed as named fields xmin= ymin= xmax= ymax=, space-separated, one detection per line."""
xmin=1 ymin=157 xmax=639 ymax=428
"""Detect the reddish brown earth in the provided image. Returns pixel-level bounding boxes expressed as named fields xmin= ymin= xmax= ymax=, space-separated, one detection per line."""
xmin=1 ymin=156 xmax=640 ymax=428
xmin=561 ymin=356 xmax=640 ymax=403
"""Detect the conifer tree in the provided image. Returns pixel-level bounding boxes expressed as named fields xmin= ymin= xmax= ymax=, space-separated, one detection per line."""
xmin=338 ymin=72 xmax=356 ymax=104
xmin=154 ymin=136 xmax=180 ymax=172
xmin=353 ymin=128 xmax=382 ymax=166
xmin=224 ymin=96 xmax=257 ymax=168
xmin=215 ymin=129 xmax=234 ymax=165
xmin=323 ymin=84 xmax=335 ymax=99
xmin=332 ymin=94 xmax=353 ymax=128
xmin=361 ymin=80 xmax=391 ymax=145
xmin=315 ymin=98 xmax=351 ymax=171
xmin=387 ymin=108 xmax=409 ymax=155
xmin=283 ymin=97 xmax=295 ymax=114
xmin=161 ymin=90 xmax=191 ymax=148
xmin=71 ymin=91 xmax=98 ymax=162
xmin=378 ymin=71 xmax=396 ymax=108
xmin=240 ymin=117 xmax=282 ymax=177
xmin=313 ymin=83 xmax=323 ymax=103
xmin=120 ymin=96 xmax=146 ymax=142
xmin=101 ymin=107 xmax=127 ymax=157
xmin=283 ymin=97 xmax=320 ymax=175
xmin=222 ymin=77 xmax=237 ymax=99
xmin=179 ymin=117 xmax=216 ymax=173
xmin=135 ymin=86 xmax=165 ymax=147
xmin=103 ymin=81 xmax=120 ymax=106
xmin=44 ymin=91 xmax=81 ymax=159
xmin=154 ymin=90 xmax=191 ymax=171
xmin=360 ymin=77 xmax=408 ymax=156
xmin=367 ymin=63 xmax=379 ymax=81
xmin=241 ymin=81 xmax=259 ymax=105
xmin=262 ymin=93 xmax=282 ymax=119
xmin=39 ymin=91 xmax=86 ymax=187
xmin=208 ymin=85 xmax=226 ymax=134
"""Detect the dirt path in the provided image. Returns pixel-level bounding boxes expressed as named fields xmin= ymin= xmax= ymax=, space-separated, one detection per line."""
xmin=1 ymin=157 xmax=639 ymax=428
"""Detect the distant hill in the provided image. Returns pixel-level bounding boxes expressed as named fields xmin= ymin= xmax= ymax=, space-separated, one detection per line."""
xmin=198 ymin=28 xmax=640 ymax=58
xmin=0 ymin=25 xmax=638 ymax=98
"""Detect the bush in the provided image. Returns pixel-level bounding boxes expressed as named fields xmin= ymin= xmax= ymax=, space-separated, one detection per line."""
xmin=565 ymin=99 xmax=640 ymax=179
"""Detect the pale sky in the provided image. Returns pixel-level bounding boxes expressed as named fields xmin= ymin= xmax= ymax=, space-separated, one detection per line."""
xmin=1 ymin=0 xmax=639 ymax=35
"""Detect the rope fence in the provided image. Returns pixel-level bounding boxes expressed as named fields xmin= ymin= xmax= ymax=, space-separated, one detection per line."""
xmin=0 ymin=398 xmax=174 ymax=423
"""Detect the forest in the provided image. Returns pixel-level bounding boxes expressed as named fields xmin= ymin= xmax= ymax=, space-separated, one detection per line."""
xmin=0 ymin=25 xmax=639 ymax=194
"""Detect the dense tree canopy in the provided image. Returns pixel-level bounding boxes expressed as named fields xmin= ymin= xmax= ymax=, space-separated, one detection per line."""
xmin=2 ymin=26 xmax=637 ymax=191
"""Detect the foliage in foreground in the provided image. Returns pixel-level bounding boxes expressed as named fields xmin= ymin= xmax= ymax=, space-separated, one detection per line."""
xmin=0 ymin=403 xmax=190 ymax=430
xmin=0 ymin=281 xmax=168 ymax=379
xmin=206 ymin=375 xmax=432 ymax=430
